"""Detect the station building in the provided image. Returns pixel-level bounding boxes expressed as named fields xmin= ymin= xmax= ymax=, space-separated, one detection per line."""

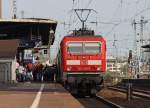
xmin=0 ymin=18 xmax=57 ymax=82
xmin=0 ymin=39 xmax=19 ymax=82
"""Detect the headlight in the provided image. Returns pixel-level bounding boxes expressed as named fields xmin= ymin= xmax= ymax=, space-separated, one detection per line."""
xmin=66 ymin=60 xmax=80 ymax=65
xmin=67 ymin=67 xmax=71 ymax=71
xmin=88 ymin=60 xmax=102 ymax=65
xmin=97 ymin=67 xmax=101 ymax=71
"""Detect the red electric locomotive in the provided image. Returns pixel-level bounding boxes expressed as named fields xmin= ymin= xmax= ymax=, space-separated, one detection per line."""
xmin=56 ymin=9 xmax=106 ymax=96
xmin=56 ymin=30 xmax=106 ymax=96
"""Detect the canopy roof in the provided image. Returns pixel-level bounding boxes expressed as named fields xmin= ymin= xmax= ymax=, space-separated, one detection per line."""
xmin=0 ymin=18 xmax=57 ymax=46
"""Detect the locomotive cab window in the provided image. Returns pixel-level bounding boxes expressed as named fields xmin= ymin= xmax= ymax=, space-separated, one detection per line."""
xmin=67 ymin=42 xmax=83 ymax=54
xmin=84 ymin=42 xmax=101 ymax=54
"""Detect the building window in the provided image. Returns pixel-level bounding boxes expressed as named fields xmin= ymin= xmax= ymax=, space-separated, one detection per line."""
xmin=44 ymin=49 xmax=47 ymax=54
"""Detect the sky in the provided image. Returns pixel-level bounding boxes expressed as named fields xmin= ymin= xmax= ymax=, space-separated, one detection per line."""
xmin=2 ymin=0 xmax=150 ymax=61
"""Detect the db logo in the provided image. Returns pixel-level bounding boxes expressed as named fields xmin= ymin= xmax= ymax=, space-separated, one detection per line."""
xmin=82 ymin=60 xmax=87 ymax=65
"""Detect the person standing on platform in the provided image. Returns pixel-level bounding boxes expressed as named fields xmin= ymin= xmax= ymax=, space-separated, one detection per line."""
xmin=26 ymin=62 xmax=33 ymax=81
xmin=18 ymin=63 xmax=25 ymax=82
xmin=39 ymin=64 xmax=44 ymax=82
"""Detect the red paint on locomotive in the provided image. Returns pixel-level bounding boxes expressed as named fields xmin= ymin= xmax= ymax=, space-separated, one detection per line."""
xmin=60 ymin=36 xmax=106 ymax=73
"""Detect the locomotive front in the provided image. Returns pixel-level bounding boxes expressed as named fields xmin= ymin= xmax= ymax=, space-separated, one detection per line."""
xmin=61 ymin=36 xmax=106 ymax=95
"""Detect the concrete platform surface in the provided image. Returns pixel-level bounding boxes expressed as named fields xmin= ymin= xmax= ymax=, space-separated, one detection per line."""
xmin=0 ymin=82 xmax=84 ymax=108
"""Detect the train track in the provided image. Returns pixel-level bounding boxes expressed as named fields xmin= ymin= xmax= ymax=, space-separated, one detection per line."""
xmin=108 ymin=86 xmax=150 ymax=100
xmin=75 ymin=95 xmax=122 ymax=108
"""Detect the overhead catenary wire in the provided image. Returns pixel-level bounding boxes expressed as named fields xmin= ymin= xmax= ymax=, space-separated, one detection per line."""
xmin=60 ymin=0 xmax=150 ymax=58
xmin=98 ymin=0 xmax=127 ymax=36
xmin=132 ymin=7 xmax=150 ymax=19
xmin=66 ymin=0 xmax=82 ymax=31
xmin=85 ymin=0 xmax=93 ymax=8
xmin=107 ymin=1 xmax=150 ymax=58
xmin=68 ymin=0 xmax=75 ymax=30
xmin=100 ymin=0 xmax=150 ymax=37
xmin=60 ymin=3 xmax=78 ymax=34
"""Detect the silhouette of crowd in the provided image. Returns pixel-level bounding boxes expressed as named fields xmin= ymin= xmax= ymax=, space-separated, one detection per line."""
xmin=16 ymin=62 xmax=55 ymax=82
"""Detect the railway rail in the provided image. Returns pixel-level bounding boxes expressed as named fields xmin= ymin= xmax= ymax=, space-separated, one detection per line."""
xmin=108 ymin=86 xmax=150 ymax=100
xmin=75 ymin=95 xmax=122 ymax=108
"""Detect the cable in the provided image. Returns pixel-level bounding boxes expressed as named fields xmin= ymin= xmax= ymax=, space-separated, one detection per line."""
xmin=85 ymin=0 xmax=93 ymax=8
xmin=68 ymin=0 xmax=75 ymax=30
xmin=112 ymin=0 xmax=123 ymax=19
xmin=132 ymin=7 xmax=150 ymax=19
xmin=77 ymin=0 xmax=80 ymax=8
xmin=105 ymin=23 xmax=121 ymax=36
xmin=101 ymin=0 xmax=126 ymax=36
xmin=122 ymin=0 xmax=141 ymax=5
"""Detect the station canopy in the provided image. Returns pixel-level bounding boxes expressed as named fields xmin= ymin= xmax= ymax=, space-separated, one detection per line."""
xmin=0 ymin=18 xmax=57 ymax=47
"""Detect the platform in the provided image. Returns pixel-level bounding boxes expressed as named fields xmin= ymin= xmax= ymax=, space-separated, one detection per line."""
xmin=0 ymin=82 xmax=84 ymax=108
